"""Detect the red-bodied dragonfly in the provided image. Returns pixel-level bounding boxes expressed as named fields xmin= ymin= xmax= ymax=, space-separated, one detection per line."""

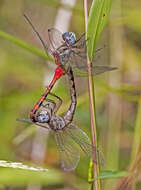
xmin=24 ymin=14 xmax=117 ymax=123
xmin=17 ymin=67 xmax=104 ymax=171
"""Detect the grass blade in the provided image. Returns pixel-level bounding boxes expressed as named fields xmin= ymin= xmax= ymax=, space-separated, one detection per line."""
xmin=89 ymin=170 xmax=129 ymax=182
xmin=0 ymin=160 xmax=62 ymax=185
xmin=86 ymin=0 xmax=112 ymax=60
xmin=85 ymin=0 xmax=112 ymax=189
xmin=0 ymin=30 xmax=53 ymax=61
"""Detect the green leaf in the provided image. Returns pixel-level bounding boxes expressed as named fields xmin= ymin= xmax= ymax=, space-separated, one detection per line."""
xmin=89 ymin=170 xmax=129 ymax=182
xmin=0 ymin=30 xmax=53 ymax=61
xmin=0 ymin=160 xmax=62 ymax=185
xmin=86 ymin=0 xmax=112 ymax=60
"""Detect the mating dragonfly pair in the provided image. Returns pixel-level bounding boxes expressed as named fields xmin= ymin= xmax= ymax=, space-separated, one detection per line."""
xmin=18 ymin=15 xmax=117 ymax=171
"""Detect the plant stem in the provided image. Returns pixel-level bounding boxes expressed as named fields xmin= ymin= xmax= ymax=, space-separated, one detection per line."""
xmin=84 ymin=1 xmax=100 ymax=190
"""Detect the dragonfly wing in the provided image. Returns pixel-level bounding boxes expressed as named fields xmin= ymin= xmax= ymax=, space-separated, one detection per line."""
xmin=73 ymin=33 xmax=86 ymax=49
xmin=72 ymin=65 xmax=117 ymax=77
xmin=16 ymin=118 xmax=50 ymax=130
xmin=48 ymin=28 xmax=64 ymax=51
xmin=68 ymin=33 xmax=87 ymax=68
xmin=70 ymin=35 xmax=117 ymax=76
xmin=64 ymin=124 xmax=92 ymax=157
xmin=92 ymin=65 xmax=117 ymax=75
xmin=54 ymin=130 xmax=80 ymax=171
xmin=65 ymin=124 xmax=105 ymax=165
xmin=69 ymin=49 xmax=87 ymax=71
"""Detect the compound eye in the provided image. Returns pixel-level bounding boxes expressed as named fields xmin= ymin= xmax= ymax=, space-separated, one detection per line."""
xmin=69 ymin=32 xmax=76 ymax=45
xmin=63 ymin=32 xmax=69 ymax=38
xmin=62 ymin=32 xmax=70 ymax=41
xmin=37 ymin=113 xmax=50 ymax=123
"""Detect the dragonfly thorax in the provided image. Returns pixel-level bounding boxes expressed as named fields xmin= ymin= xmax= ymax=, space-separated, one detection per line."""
xmin=62 ymin=32 xmax=76 ymax=46
xmin=49 ymin=116 xmax=65 ymax=131
xmin=53 ymin=48 xmax=70 ymax=67
xmin=59 ymin=49 xmax=71 ymax=66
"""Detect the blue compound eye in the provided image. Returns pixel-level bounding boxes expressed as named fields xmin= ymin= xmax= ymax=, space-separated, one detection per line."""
xmin=69 ymin=32 xmax=76 ymax=45
xmin=62 ymin=32 xmax=76 ymax=45
xmin=63 ymin=32 xmax=70 ymax=38
xmin=62 ymin=32 xmax=70 ymax=41
xmin=37 ymin=114 xmax=50 ymax=123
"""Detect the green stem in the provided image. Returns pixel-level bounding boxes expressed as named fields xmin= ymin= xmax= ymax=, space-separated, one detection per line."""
xmin=131 ymin=97 xmax=141 ymax=163
xmin=84 ymin=1 xmax=100 ymax=190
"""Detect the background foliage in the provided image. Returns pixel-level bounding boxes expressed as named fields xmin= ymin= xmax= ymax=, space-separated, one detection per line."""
xmin=0 ymin=0 xmax=141 ymax=189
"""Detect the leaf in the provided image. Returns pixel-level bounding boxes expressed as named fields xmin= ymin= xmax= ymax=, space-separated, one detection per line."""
xmin=0 ymin=30 xmax=53 ymax=61
xmin=89 ymin=170 xmax=129 ymax=182
xmin=0 ymin=160 xmax=48 ymax=171
xmin=86 ymin=0 xmax=112 ymax=60
xmin=0 ymin=160 xmax=62 ymax=185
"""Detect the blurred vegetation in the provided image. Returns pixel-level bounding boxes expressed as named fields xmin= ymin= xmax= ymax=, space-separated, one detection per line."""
xmin=0 ymin=0 xmax=141 ymax=190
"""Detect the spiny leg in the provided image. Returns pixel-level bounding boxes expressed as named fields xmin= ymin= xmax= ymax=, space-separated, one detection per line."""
xmin=42 ymin=97 xmax=56 ymax=112
xmin=74 ymin=33 xmax=85 ymax=44
xmin=48 ymin=92 xmax=62 ymax=114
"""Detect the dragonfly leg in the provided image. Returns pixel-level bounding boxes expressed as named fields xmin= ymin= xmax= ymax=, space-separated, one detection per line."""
xmin=48 ymin=92 xmax=62 ymax=114
xmin=43 ymin=97 xmax=56 ymax=112
xmin=74 ymin=33 xmax=85 ymax=44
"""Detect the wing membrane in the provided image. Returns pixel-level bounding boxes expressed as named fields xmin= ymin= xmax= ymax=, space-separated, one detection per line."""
xmin=91 ymin=66 xmax=117 ymax=75
xmin=48 ymin=28 xmax=64 ymax=51
xmin=54 ymin=130 xmax=80 ymax=171
xmin=72 ymin=65 xmax=117 ymax=77
xmin=69 ymin=34 xmax=87 ymax=69
xmin=65 ymin=124 xmax=92 ymax=157
xmin=64 ymin=124 xmax=105 ymax=165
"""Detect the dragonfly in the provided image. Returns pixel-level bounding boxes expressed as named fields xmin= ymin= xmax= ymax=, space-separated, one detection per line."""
xmin=17 ymin=67 xmax=104 ymax=171
xmin=24 ymin=14 xmax=117 ymax=123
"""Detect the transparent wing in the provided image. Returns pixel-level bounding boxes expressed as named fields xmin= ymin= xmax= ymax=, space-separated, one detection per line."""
xmin=73 ymin=65 xmax=117 ymax=76
xmin=91 ymin=65 xmax=117 ymax=75
xmin=24 ymin=14 xmax=51 ymax=55
xmin=69 ymin=34 xmax=87 ymax=69
xmin=69 ymin=46 xmax=117 ymax=76
xmin=69 ymin=49 xmax=87 ymax=71
xmin=48 ymin=28 xmax=64 ymax=51
xmin=69 ymin=34 xmax=117 ymax=76
xmin=72 ymin=33 xmax=86 ymax=50
xmin=72 ymin=65 xmax=117 ymax=77
xmin=64 ymin=124 xmax=105 ymax=165
xmin=16 ymin=118 xmax=50 ymax=130
xmin=54 ymin=130 xmax=80 ymax=171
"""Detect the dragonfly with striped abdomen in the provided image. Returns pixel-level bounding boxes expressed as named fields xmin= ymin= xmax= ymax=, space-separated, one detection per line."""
xmin=17 ymin=66 xmax=105 ymax=171
xmin=24 ymin=14 xmax=117 ymax=123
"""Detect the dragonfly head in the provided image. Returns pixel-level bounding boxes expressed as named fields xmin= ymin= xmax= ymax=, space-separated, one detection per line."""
xmin=36 ymin=110 xmax=50 ymax=123
xmin=62 ymin=32 xmax=76 ymax=46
